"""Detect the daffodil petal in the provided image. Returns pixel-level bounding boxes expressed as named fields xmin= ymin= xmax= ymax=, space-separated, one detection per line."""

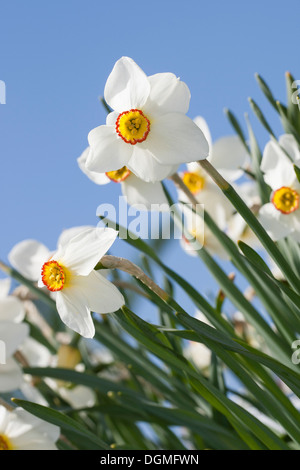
xmin=55 ymin=290 xmax=95 ymax=338
xmin=148 ymin=113 xmax=209 ymax=165
xmin=209 ymin=136 xmax=248 ymax=181
xmin=6 ymin=408 xmax=59 ymax=449
xmin=193 ymin=116 xmax=213 ymax=150
xmin=57 ymin=225 xmax=95 ymax=249
xmin=8 ymin=240 xmax=51 ymax=282
xmin=77 ymin=147 xmax=110 ymax=185
xmin=104 ymin=56 xmax=150 ymax=112
xmin=145 ymin=73 xmax=190 ymax=116
xmin=0 ymin=278 xmax=11 ymax=300
xmin=87 ymin=125 xmax=132 ymax=173
xmin=127 ymin=144 xmax=178 ymax=182
xmin=74 ymin=270 xmax=125 ymax=314
xmin=259 ymin=203 xmax=292 ymax=240
xmin=279 ymin=134 xmax=300 ymax=165
xmin=0 ymin=297 xmax=25 ymax=323
xmin=261 ymin=140 xmax=297 ymax=190
xmin=106 ymin=111 xmax=119 ymax=126
xmin=0 ymin=322 xmax=29 ymax=358
xmin=0 ymin=358 xmax=23 ymax=393
xmin=121 ymin=174 xmax=169 ymax=210
xmin=59 ymin=227 xmax=118 ymax=276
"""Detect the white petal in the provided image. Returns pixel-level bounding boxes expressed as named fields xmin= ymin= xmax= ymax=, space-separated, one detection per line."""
xmin=121 ymin=174 xmax=169 ymax=210
xmin=258 ymin=203 xmax=292 ymax=240
xmin=0 ymin=322 xmax=29 ymax=357
xmin=55 ymin=290 xmax=95 ymax=338
xmin=104 ymin=57 xmax=150 ymax=112
xmin=59 ymin=227 xmax=118 ymax=276
xmin=59 ymin=385 xmax=95 ymax=409
xmin=261 ymin=140 xmax=296 ymax=190
xmin=20 ymin=337 xmax=51 ymax=367
xmin=193 ymin=116 xmax=213 ymax=150
xmin=57 ymin=225 xmax=96 ymax=249
xmin=106 ymin=111 xmax=119 ymax=126
xmin=7 ymin=408 xmax=59 ymax=449
xmin=144 ymin=73 xmax=190 ymax=116
xmin=0 ymin=358 xmax=23 ymax=392
xmin=87 ymin=125 xmax=132 ymax=173
xmin=0 ymin=296 xmax=25 ymax=323
xmin=0 ymin=278 xmax=11 ymax=300
xmin=185 ymin=342 xmax=211 ymax=370
xmin=127 ymin=144 xmax=178 ymax=182
xmin=289 ymin=212 xmax=300 ymax=241
xmin=73 ymin=270 xmax=124 ymax=314
xmin=209 ymin=136 xmax=248 ymax=181
xmin=8 ymin=240 xmax=51 ymax=282
xmin=279 ymin=134 xmax=300 ymax=165
xmin=235 ymin=181 xmax=261 ymax=207
xmin=148 ymin=113 xmax=209 ymax=165
xmin=77 ymin=147 xmax=110 ymax=185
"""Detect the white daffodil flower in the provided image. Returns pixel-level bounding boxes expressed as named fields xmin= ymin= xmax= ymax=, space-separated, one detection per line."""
xmin=258 ymin=134 xmax=300 ymax=241
xmin=37 ymin=227 xmax=124 ymax=338
xmin=0 ymin=406 xmax=59 ymax=450
xmin=0 ymin=321 xmax=29 ymax=392
xmin=85 ymin=57 xmax=209 ymax=183
xmin=194 ymin=116 xmax=248 ymax=181
xmin=8 ymin=225 xmax=95 ymax=282
xmin=78 ymin=146 xmax=169 ymax=210
xmin=0 ymin=278 xmax=25 ymax=323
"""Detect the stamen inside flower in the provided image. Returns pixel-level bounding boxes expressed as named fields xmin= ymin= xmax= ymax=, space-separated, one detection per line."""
xmin=106 ymin=166 xmax=131 ymax=183
xmin=272 ymin=186 xmax=299 ymax=214
xmin=0 ymin=435 xmax=12 ymax=450
xmin=116 ymin=109 xmax=150 ymax=145
xmin=190 ymin=227 xmax=205 ymax=245
xmin=182 ymin=172 xmax=205 ymax=194
xmin=41 ymin=260 xmax=67 ymax=292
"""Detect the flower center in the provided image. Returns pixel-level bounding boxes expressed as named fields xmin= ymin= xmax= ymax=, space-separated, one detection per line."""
xmin=190 ymin=227 xmax=205 ymax=245
xmin=106 ymin=166 xmax=131 ymax=183
xmin=182 ymin=172 xmax=205 ymax=194
xmin=0 ymin=434 xmax=12 ymax=450
xmin=41 ymin=260 xmax=66 ymax=292
xmin=116 ymin=109 xmax=150 ymax=145
xmin=272 ymin=186 xmax=299 ymax=214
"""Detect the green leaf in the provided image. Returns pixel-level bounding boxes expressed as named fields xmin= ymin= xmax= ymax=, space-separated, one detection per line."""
xmin=248 ymin=97 xmax=276 ymax=137
xmin=255 ymin=73 xmax=278 ymax=111
xmin=224 ymin=108 xmax=250 ymax=153
xmin=244 ymin=113 xmax=271 ymax=204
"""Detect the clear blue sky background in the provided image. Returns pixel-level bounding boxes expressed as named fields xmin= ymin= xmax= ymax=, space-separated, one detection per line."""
xmin=1 ymin=0 xmax=299 ymax=318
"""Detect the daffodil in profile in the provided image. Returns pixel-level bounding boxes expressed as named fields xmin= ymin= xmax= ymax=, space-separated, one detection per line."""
xmin=259 ymin=134 xmax=300 ymax=241
xmin=37 ymin=227 xmax=125 ymax=338
xmin=85 ymin=57 xmax=209 ymax=183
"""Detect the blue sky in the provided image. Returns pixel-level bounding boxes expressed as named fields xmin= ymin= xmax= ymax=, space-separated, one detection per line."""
xmin=0 ymin=0 xmax=299 ymax=315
